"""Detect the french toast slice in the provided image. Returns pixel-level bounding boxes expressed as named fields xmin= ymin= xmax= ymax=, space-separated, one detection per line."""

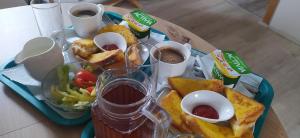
xmin=159 ymin=90 xmax=192 ymax=133
xmin=168 ymin=77 xmax=224 ymax=97
xmin=225 ymin=88 xmax=264 ymax=137
xmin=184 ymin=115 xmax=254 ymax=138
xmin=88 ymin=49 xmax=122 ymax=65
xmin=184 ymin=115 xmax=236 ymax=138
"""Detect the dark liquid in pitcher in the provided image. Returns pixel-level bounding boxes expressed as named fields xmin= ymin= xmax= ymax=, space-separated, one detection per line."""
xmin=103 ymin=83 xmax=145 ymax=105
xmin=92 ymin=80 xmax=155 ymax=138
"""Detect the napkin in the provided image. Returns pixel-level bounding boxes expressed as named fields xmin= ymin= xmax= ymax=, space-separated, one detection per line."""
xmin=0 ymin=64 xmax=44 ymax=99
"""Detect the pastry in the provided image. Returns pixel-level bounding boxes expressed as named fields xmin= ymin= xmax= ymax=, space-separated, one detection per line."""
xmin=72 ymin=39 xmax=99 ymax=59
xmin=97 ymin=24 xmax=138 ymax=46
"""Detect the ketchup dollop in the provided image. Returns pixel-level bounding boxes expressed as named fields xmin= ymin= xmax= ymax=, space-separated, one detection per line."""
xmin=102 ymin=44 xmax=119 ymax=51
xmin=192 ymin=105 xmax=219 ymax=119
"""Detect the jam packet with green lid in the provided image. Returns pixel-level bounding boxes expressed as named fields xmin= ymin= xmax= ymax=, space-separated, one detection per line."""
xmin=199 ymin=49 xmax=252 ymax=88
xmin=123 ymin=9 xmax=157 ymax=39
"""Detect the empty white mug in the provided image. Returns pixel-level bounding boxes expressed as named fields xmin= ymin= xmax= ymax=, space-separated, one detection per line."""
xmin=68 ymin=3 xmax=104 ymax=38
xmin=150 ymin=41 xmax=191 ymax=82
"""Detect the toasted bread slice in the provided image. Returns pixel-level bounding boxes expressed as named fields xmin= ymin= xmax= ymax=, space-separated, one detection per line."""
xmin=128 ymin=46 xmax=142 ymax=66
xmin=97 ymin=24 xmax=138 ymax=46
xmin=104 ymin=51 xmax=125 ymax=69
xmin=88 ymin=49 xmax=122 ymax=65
xmin=230 ymin=118 xmax=255 ymax=137
xmin=168 ymin=77 xmax=224 ymax=97
xmin=225 ymin=88 xmax=264 ymax=137
xmin=159 ymin=90 xmax=192 ymax=133
xmin=241 ymin=129 xmax=254 ymax=138
xmin=225 ymin=88 xmax=264 ymax=124
xmin=184 ymin=115 xmax=236 ymax=138
xmin=72 ymin=39 xmax=99 ymax=58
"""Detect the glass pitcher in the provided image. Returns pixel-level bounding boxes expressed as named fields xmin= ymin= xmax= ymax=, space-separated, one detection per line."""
xmin=92 ymin=67 xmax=170 ymax=138
xmin=91 ymin=44 xmax=170 ymax=138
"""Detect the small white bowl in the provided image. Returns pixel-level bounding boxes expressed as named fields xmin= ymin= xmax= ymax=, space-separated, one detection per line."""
xmin=93 ymin=32 xmax=127 ymax=52
xmin=181 ymin=90 xmax=234 ymax=123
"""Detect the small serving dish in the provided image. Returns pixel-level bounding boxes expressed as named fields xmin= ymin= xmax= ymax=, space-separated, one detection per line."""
xmin=181 ymin=90 xmax=234 ymax=123
xmin=93 ymin=32 xmax=127 ymax=52
xmin=42 ymin=62 xmax=102 ymax=113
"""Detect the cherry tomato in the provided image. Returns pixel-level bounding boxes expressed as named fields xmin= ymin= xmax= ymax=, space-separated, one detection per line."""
xmin=74 ymin=70 xmax=97 ymax=88
xmin=86 ymin=86 xmax=94 ymax=93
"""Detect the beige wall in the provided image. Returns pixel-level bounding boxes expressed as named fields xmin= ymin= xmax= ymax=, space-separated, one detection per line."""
xmin=270 ymin=0 xmax=300 ymax=45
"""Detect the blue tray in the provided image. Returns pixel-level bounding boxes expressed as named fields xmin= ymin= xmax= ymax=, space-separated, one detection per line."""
xmin=80 ymin=12 xmax=274 ymax=138
xmin=0 ymin=60 xmax=91 ymax=126
xmin=0 ymin=11 xmax=169 ymax=126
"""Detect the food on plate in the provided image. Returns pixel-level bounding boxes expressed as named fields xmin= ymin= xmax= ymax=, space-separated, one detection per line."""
xmin=102 ymin=44 xmax=119 ymax=51
xmin=184 ymin=115 xmax=235 ymax=138
xmin=184 ymin=115 xmax=253 ymax=138
xmin=159 ymin=90 xmax=192 ymax=133
xmin=159 ymin=76 xmax=264 ymax=137
xmin=225 ymin=88 xmax=264 ymax=137
xmin=127 ymin=46 xmax=142 ymax=66
xmin=72 ymin=39 xmax=99 ymax=58
xmin=73 ymin=70 xmax=97 ymax=88
xmin=88 ymin=49 xmax=123 ymax=65
xmin=97 ymin=24 xmax=138 ymax=46
xmin=103 ymin=50 xmax=126 ymax=69
xmin=50 ymin=65 xmax=97 ymax=110
xmin=192 ymin=105 xmax=219 ymax=119
xmin=168 ymin=77 xmax=224 ymax=97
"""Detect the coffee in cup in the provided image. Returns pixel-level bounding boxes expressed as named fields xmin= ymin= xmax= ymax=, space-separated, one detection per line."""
xmin=72 ymin=10 xmax=97 ymax=17
xmin=154 ymin=47 xmax=185 ymax=64
xmin=68 ymin=3 xmax=104 ymax=38
xmin=150 ymin=41 xmax=191 ymax=82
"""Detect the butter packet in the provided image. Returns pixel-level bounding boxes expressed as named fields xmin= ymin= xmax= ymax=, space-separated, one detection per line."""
xmin=199 ymin=49 xmax=251 ymax=88
xmin=123 ymin=9 xmax=157 ymax=39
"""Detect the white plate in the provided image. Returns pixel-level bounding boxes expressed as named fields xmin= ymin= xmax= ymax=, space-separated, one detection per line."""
xmin=52 ymin=28 xmax=150 ymax=65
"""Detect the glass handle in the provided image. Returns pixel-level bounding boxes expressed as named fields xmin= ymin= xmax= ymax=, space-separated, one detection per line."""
xmin=183 ymin=43 xmax=192 ymax=51
xmin=97 ymin=4 xmax=105 ymax=16
xmin=142 ymin=99 xmax=171 ymax=138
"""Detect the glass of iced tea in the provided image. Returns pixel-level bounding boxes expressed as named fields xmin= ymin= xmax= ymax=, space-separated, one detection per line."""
xmin=92 ymin=66 xmax=170 ymax=138
xmin=125 ymin=43 xmax=161 ymax=97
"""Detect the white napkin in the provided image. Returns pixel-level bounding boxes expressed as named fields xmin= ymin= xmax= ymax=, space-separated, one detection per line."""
xmin=1 ymin=65 xmax=44 ymax=100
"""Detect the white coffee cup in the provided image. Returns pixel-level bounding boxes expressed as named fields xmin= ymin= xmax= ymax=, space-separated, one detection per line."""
xmin=150 ymin=41 xmax=191 ymax=82
xmin=68 ymin=3 xmax=104 ymax=38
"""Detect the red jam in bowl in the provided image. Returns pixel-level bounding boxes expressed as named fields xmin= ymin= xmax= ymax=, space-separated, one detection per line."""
xmin=102 ymin=44 xmax=119 ymax=51
xmin=192 ymin=105 xmax=219 ymax=119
